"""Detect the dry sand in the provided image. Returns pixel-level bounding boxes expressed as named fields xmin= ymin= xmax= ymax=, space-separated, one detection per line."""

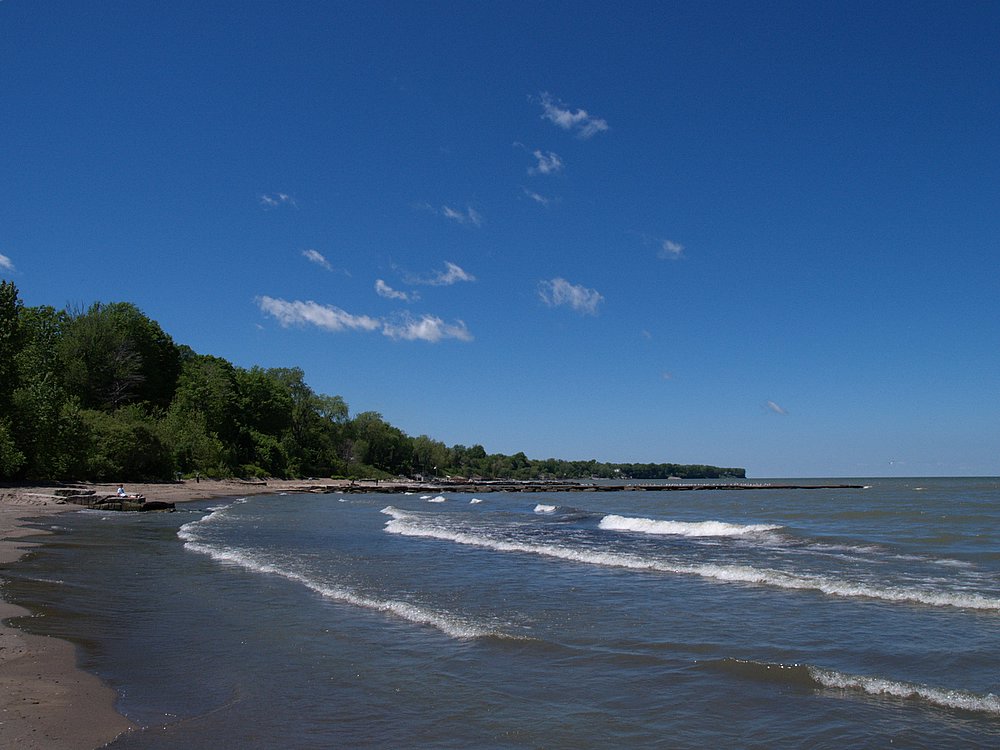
xmin=0 ymin=478 xmax=353 ymax=749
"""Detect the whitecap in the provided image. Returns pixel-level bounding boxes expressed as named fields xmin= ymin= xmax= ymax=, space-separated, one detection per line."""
xmin=809 ymin=666 xmax=1000 ymax=715
xmin=599 ymin=514 xmax=781 ymax=538
xmin=182 ymin=522 xmax=505 ymax=640
xmin=379 ymin=509 xmax=1000 ymax=612
xmin=426 ymin=495 xmax=446 ymax=503
xmin=534 ymin=504 xmax=557 ymax=513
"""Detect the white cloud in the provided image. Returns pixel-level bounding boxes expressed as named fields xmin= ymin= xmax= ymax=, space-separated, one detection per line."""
xmin=257 ymin=296 xmax=472 ymax=344
xmin=766 ymin=400 xmax=788 ymax=415
xmin=259 ymin=192 xmax=297 ymax=209
xmin=441 ymin=205 xmax=483 ymax=227
xmin=302 ymin=249 xmax=332 ymax=271
xmin=409 ymin=261 xmax=476 ymax=286
xmin=539 ymin=92 xmax=609 ymax=139
xmin=523 ymin=188 xmax=551 ymax=206
xmin=0 ymin=253 xmax=14 ymax=272
xmin=256 ymin=296 xmax=380 ymax=333
xmin=436 ymin=261 xmax=475 ymax=285
xmin=658 ymin=240 xmax=684 ymax=260
xmin=375 ymin=279 xmax=416 ymax=302
xmin=538 ymin=277 xmax=603 ymax=316
xmin=382 ymin=313 xmax=473 ymax=343
xmin=529 ymin=149 xmax=563 ymax=175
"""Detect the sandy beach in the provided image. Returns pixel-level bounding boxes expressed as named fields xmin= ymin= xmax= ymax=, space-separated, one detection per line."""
xmin=0 ymin=478 xmax=346 ymax=750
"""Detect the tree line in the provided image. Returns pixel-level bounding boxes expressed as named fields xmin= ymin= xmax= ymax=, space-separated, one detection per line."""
xmin=0 ymin=282 xmax=745 ymax=482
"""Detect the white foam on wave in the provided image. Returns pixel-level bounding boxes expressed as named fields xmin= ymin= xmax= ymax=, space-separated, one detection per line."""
xmin=600 ymin=514 xmax=782 ymax=538
xmin=534 ymin=504 xmax=557 ymax=513
xmin=470 ymin=498 xmax=483 ymax=504
xmin=379 ymin=508 xmax=1000 ymax=611
xmin=181 ymin=508 xmax=501 ymax=640
xmin=809 ymin=666 xmax=1000 ymax=715
xmin=426 ymin=495 xmax=447 ymax=503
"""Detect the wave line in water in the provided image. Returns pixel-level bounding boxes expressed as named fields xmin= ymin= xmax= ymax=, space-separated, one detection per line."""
xmin=179 ymin=506 xmax=509 ymax=640
xmin=713 ymin=659 xmax=1000 ymax=715
xmin=379 ymin=508 xmax=1000 ymax=611
xmin=599 ymin=514 xmax=782 ymax=538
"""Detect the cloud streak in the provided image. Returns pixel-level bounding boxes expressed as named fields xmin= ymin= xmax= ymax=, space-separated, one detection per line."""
xmin=539 ymin=92 xmax=609 ymax=139
xmin=538 ymin=277 xmax=604 ymax=316
xmin=259 ymin=192 xmax=297 ymax=209
xmin=0 ymin=253 xmax=14 ymax=272
xmin=766 ymin=400 xmax=788 ymax=415
xmin=375 ymin=279 xmax=417 ymax=302
xmin=523 ymin=188 xmax=551 ymax=206
xmin=382 ymin=313 xmax=473 ymax=342
xmin=529 ymin=149 xmax=563 ymax=175
xmin=658 ymin=240 xmax=684 ymax=260
xmin=441 ymin=205 xmax=483 ymax=227
xmin=301 ymin=249 xmax=333 ymax=271
xmin=256 ymin=297 xmax=472 ymax=343
xmin=408 ymin=261 xmax=476 ymax=286
xmin=257 ymin=296 xmax=380 ymax=333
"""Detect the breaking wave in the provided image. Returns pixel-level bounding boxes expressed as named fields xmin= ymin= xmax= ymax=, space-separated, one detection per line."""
xmin=180 ymin=506 xmax=506 ymax=640
xmin=379 ymin=508 xmax=1000 ymax=611
xmin=712 ymin=658 xmax=1000 ymax=715
xmin=599 ymin=514 xmax=782 ymax=538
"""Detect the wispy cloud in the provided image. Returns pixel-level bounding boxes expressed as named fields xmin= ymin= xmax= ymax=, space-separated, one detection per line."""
xmin=523 ymin=188 xmax=551 ymax=206
xmin=301 ymin=249 xmax=332 ymax=271
xmin=0 ymin=253 xmax=14 ymax=272
xmin=658 ymin=239 xmax=684 ymax=260
xmin=766 ymin=400 xmax=788 ymax=415
xmin=538 ymin=277 xmax=604 ymax=316
xmin=375 ymin=279 xmax=417 ymax=302
xmin=256 ymin=296 xmax=471 ymax=343
xmin=259 ymin=192 xmax=297 ymax=209
xmin=636 ymin=232 xmax=686 ymax=260
xmin=257 ymin=296 xmax=380 ymax=332
xmin=408 ymin=261 xmax=476 ymax=286
xmin=539 ymin=92 xmax=609 ymax=139
xmin=441 ymin=205 xmax=483 ymax=227
xmin=529 ymin=149 xmax=563 ymax=175
xmin=382 ymin=313 xmax=473 ymax=342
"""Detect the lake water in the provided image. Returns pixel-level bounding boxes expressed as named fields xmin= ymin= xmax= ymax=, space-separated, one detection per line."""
xmin=6 ymin=478 xmax=999 ymax=748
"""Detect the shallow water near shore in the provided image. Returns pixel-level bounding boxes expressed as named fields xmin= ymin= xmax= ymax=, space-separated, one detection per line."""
xmin=5 ymin=478 xmax=1000 ymax=748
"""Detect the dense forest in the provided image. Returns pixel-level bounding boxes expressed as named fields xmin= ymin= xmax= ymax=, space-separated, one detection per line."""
xmin=0 ymin=282 xmax=745 ymax=482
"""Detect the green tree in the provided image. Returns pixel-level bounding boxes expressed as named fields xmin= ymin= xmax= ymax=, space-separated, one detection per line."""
xmin=410 ymin=435 xmax=449 ymax=477
xmin=0 ymin=281 xmax=24 ymax=415
xmin=59 ymin=302 xmax=180 ymax=410
xmin=81 ymin=405 xmax=174 ymax=480
xmin=7 ymin=305 xmax=88 ymax=479
xmin=235 ymin=366 xmax=294 ymax=437
xmin=351 ymin=411 xmax=412 ymax=475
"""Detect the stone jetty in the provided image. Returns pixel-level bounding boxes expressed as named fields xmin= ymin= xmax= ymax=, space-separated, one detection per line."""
xmin=16 ymin=486 xmax=175 ymax=512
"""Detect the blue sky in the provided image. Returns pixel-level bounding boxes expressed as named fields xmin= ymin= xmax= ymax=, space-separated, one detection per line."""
xmin=2 ymin=1 xmax=998 ymax=477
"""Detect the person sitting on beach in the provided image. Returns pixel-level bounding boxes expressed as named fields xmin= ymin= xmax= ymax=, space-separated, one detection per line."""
xmin=117 ymin=484 xmax=127 ymax=497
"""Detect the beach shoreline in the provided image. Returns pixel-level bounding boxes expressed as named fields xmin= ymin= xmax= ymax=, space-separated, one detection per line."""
xmin=0 ymin=478 xmax=352 ymax=750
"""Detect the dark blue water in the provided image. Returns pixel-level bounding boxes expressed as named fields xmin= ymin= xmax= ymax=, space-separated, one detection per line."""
xmin=5 ymin=478 xmax=999 ymax=748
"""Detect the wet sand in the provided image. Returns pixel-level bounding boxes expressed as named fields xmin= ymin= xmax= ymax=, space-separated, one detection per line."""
xmin=0 ymin=478 xmax=354 ymax=749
